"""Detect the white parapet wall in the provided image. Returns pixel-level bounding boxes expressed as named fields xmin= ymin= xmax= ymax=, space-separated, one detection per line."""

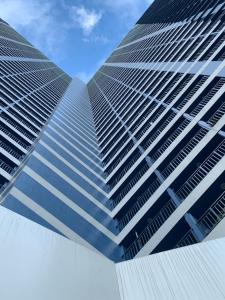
xmin=0 ymin=206 xmax=120 ymax=300
xmin=0 ymin=205 xmax=225 ymax=300
xmin=116 ymin=238 xmax=225 ymax=300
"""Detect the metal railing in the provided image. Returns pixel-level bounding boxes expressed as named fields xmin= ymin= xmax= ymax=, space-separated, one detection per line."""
xmin=207 ymin=102 xmax=225 ymax=127
xmin=112 ymin=162 xmax=150 ymax=207
xmin=161 ymin=128 xmax=208 ymax=178
xmin=165 ymin=75 xmax=193 ymax=105
xmin=202 ymin=34 xmax=225 ymax=60
xmin=199 ymin=191 xmax=225 ymax=233
xmin=0 ymin=181 xmax=9 ymax=193
xmin=103 ymin=136 xmax=129 ymax=164
xmin=0 ymin=125 xmax=30 ymax=149
xmin=0 ymin=159 xmax=15 ymax=174
xmin=8 ymin=110 xmax=40 ymax=133
xmin=106 ymin=141 xmax=134 ymax=174
xmin=1 ymin=113 xmax=35 ymax=140
xmin=123 ymin=200 xmax=176 ymax=260
xmin=0 ymin=140 xmax=24 ymax=160
xmin=109 ymin=152 xmax=141 ymax=188
xmin=142 ymin=112 xmax=177 ymax=150
xmin=117 ymin=177 xmax=162 ymax=229
xmin=152 ymin=119 xmax=190 ymax=161
xmin=190 ymin=78 xmax=225 ymax=117
xmin=176 ymin=192 xmax=225 ymax=248
xmin=176 ymin=230 xmax=197 ymax=248
xmin=177 ymin=139 xmax=225 ymax=200
xmin=176 ymin=76 xmax=208 ymax=110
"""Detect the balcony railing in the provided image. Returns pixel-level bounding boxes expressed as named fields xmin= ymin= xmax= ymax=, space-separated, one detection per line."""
xmin=117 ymin=177 xmax=161 ymax=229
xmin=161 ymin=128 xmax=208 ymax=178
xmin=122 ymin=139 xmax=225 ymax=259
xmin=109 ymin=152 xmax=140 ymax=188
xmin=0 ymin=125 xmax=30 ymax=149
xmin=1 ymin=114 xmax=35 ymax=141
xmin=106 ymin=141 xmax=134 ymax=174
xmin=0 ymin=181 xmax=9 ymax=193
xmin=176 ymin=230 xmax=197 ymax=248
xmin=0 ymin=139 xmax=24 ymax=160
xmin=142 ymin=112 xmax=176 ymax=151
xmin=112 ymin=162 xmax=150 ymax=208
xmin=164 ymin=75 xmax=193 ymax=105
xmin=0 ymin=159 xmax=16 ymax=175
xmin=207 ymin=102 xmax=225 ymax=127
xmin=152 ymin=119 xmax=190 ymax=161
xmin=123 ymin=200 xmax=176 ymax=260
xmin=9 ymin=110 xmax=40 ymax=133
xmin=176 ymin=191 xmax=225 ymax=248
xmin=199 ymin=191 xmax=225 ymax=234
xmin=176 ymin=76 xmax=208 ymax=110
xmin=190 ymin=78 xmax=225 ymax=117
xmin=177 ymin=139 xmax=225 ymax=200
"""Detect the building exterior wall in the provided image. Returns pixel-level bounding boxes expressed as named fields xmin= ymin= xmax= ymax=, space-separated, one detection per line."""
xmin=2 ymin=79 xmax=122 ymax=261
xmin=88 ymin=0 xmax=225 ymax=260
xmin=0 ymin=18 xmax=71 ymax=191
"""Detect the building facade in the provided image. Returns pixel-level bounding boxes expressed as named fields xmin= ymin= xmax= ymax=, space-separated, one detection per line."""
xmin=1 ymin=0 xmax=225 ymax=262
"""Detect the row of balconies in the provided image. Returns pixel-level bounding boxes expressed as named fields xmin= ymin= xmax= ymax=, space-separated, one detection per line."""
xmin=110 ymin=90 xmax=225 ymax=209
xmin=121 ymin=138 xmax=225 ymax=259
xmin=92 ymin=64 xmax=222 ymax=184
xmin=0 ymin=46 xmax=45 ymax=60
xmin=108 ymin=15 xmax=225 ymax=66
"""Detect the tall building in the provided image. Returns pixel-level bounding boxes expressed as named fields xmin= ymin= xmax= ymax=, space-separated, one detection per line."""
xmin=1 ymin=0 xmax=225 ymax=269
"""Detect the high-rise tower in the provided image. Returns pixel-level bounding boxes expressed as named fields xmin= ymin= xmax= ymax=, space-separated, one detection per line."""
xmin=1 ymin=0 xmax=225 ymax=265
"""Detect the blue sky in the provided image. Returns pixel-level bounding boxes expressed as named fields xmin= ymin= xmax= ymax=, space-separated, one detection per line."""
xmin=0 ymin=0 xmax=152 ymax=82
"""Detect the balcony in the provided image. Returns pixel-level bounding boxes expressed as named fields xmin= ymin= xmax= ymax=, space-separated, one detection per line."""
xmin=161 ymin=128 xmax=208 ymax=178
xmin=0 ymin=159 xmax=16 ymax=175
xmin=123 ymin=200 xmax=176 ymax=260
xmin=112 ymin=161 xmax=150 ymax=208
xmin=151 ymin=118 xmax=190 ymax=161
xmin=116 ymin=176 xmax=161 ymax=228
xmin=0 ymin=139 xmax=24 ymax=161
xmin=176 ymin=191 xmax=225 ymax=248
xmin=176 ymin=139 xmax=225 ymax=200
xmin=141 ymin=111 xmax=177 ymax=151
xmin=0 ymin=124 xmax=31 ymax=149
xmin=207 ymin=102 xmax=225 ymax=127
xmin=189 ymin=77 xmax=225 ymax=118
xmin=176 ymin=76 xmax=208 ymax=110
xmin=108 ymin=151 xmax=140 ymax=188
xmin=1 ymin=114 xmax=35 ymax=141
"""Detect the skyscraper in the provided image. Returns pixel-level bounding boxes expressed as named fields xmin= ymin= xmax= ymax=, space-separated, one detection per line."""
xmin=1 ymin=0 xmax=225 ymax=271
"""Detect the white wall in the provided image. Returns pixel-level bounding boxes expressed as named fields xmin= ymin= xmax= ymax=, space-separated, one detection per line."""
xmin=1 ymin=204 xmax=225 ymax=300
xmin=116 ymin=239 xmax=225 ymax=300
xmin=0 ymin=206 xmax=120 ymax=300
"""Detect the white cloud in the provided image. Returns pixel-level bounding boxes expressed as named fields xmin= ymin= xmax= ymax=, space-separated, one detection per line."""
xmin=82 ymin=34 xmax=109 ymax=44
xmin=103 ymin=0 xmax=152 ymax=9
xmin=102 ymin=0 xmax=153 ymax=21
xmin=0 ymin=0 xmax=49 ymax=27
xmin=0 ymin=0 xmax=66 ymax=59
xmin=70 ymin=6 xmax=102 ymax=36
xmin=76 ymin=71 xmax=94 ymax=83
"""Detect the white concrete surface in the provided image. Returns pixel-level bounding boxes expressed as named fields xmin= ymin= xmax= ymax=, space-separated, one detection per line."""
xmin=0 ymin=205 xmax=225 ymax=300
xmin=116 ymin=238 xmax=225 ymax=300
xmin=0 ymin=206 xmax=120 ymax=300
